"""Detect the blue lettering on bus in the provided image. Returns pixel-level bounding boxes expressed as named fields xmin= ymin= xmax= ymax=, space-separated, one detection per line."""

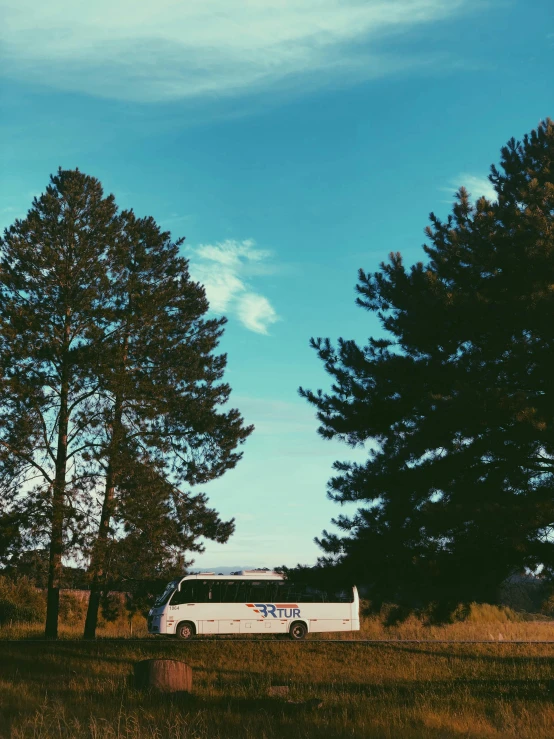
xmin=253 ymin=604 xmax=301 ymax=619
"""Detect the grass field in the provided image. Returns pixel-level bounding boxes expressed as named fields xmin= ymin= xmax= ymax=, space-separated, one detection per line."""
xmin=2 ymin=602 xmax=554 ymax=642
xmin=2 ymin=601 xmax=554 ymax=738
xmin=2 ymin=638 xmax=554 ymax=738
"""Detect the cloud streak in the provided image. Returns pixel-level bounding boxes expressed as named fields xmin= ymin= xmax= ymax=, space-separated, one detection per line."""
xmin=1 ymin=0 xmax=471 ymax=102
xmin=441 ymin=173 xmax=497 ymax=203
xmin=188 ymin=239 xmax=279 ymax=335
xmin=456 ymin=173 xmax=497 ymax=202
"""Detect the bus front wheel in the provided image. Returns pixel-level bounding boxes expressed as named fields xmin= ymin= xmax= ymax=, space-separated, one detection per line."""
xmin=289 ymin=621 xmax=307 ymax=640
xmin=176 ymin=621 xmax=195 ymax=640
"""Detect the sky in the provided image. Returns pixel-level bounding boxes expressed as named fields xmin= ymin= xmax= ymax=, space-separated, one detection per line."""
xmin=1 ymin=0 xmax=552 ymax=570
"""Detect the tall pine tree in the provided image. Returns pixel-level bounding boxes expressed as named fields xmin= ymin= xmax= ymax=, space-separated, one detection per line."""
xmin=0 ymin=169 xmax=117 ymax=637
xmin=1 ymin=172 xmax=251 ymax=639
xmin=300 ymin=120 xmax=554 ymax=614
xmin=83 ymin=210 xmax=252 ymax=638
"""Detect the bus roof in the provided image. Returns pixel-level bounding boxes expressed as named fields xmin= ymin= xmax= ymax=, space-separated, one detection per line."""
xmin=182 ymin=571 xmax=283 ymax=581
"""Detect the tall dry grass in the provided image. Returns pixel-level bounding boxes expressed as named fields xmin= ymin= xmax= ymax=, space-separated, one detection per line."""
xmin=1 ymin=569 xmax=552 ymax=643
xmin=1 ymin=639 xmax=554 ymax=738
xmin=0 ymin=576 xmax=149 ymax=640
xmin=343 ymin=602 xmax=554 ymax=642
xmin=2 ymin=595 xmax=553 ymax=642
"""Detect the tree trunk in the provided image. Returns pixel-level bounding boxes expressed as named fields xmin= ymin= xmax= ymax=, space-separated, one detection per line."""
xmin=84 ymin=332 xmax=128 ymax=639
xmin=83 ymin=454 xmax=117 ymax=639
xmin=45 ymin=311 xmax=71 ymax=640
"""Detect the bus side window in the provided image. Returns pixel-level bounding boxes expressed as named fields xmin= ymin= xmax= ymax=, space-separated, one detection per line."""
xmin=306 ymin=587 xmax=326 ymax=603
xmin=171 ymin=582 xmax=193 ymax=605
xmin=236 ymin=582 xmax=248 ymax=603
xmin=221 ymin=581 xmax=238 ymax=602
xmin=210 ymin=581 xmax=223 ymax=603
xmin=284 ymin=582 xmax=303 ymax=602
xmin=195 ymin=581 xmax=212 ymax=603
xmin=248 ymin=581 xmax=269 ymax=603
xmin=278 ymin=582 xmax=291 ymax=601
xmin=265 ymin=581 xmax=280 ymax=602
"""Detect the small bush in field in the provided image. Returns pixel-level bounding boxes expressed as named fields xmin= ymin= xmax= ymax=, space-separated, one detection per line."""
xmin=100 ymin=592 xmax=126 ymax=623
xmin=0 ymin=599 xmax=42 ymax=625
xmin=540 ymin=593 xmax=554 ymax=618
xmin=0 ymin=575 xmax=46 ymax=625
xmin=379 ymin=602 xmax=413 ymax=626
xmin=448 ymin=603 xmax=472 ymax=623
xmin=58 ymin=592 xmax=87 ymax=622
xmin=376 ymin=600 xmax=523 ymax=627
xmin=463 ymin=603 xmax=522 ymax=623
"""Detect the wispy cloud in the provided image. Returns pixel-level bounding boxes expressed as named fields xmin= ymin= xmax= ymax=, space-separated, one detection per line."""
xmin=188 ymin=239 xmax=279 ymax=335
xmin=232 ymin=396 xmax=317 ymax=435
xmin=0 ymin=0 xmax=472 ymax=103
xmin=440 ymin=173 xmax=497 ymax=202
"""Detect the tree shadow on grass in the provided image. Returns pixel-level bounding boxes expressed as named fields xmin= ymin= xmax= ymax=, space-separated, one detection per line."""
xmin=0 ymin=645 xmax=134 ymax=687
xmin=309 ymin=676 xmax=554 ymax=703
xmin=364 ymin=642 xmax=554 ymax=665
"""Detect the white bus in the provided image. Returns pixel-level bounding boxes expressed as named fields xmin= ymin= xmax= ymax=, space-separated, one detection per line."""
xmin=147 ymin=571 xmax=360 ymax=640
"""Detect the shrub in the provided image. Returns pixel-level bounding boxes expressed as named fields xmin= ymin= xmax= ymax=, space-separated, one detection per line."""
xmin=462 ymin=603 xmax=522 ymax=624
xmin=100 ymin=592 xmax=126 ymax=623
xmin=0 ymin=575 xmax=46 ymax=625
xmin=59 ymin=591 xmax=88 ymax=622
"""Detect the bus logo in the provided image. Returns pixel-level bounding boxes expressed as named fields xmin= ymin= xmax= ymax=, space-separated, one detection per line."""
xmin=246 ymin=603 xmax=301 ymax=618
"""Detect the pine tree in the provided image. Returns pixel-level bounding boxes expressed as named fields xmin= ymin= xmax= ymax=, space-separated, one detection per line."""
xmin=300 ymin=120 xmax=554 ymax=614
xmin=104 ymin=455 xmax=235 ymax=586
xmin=1 ymin=173 xmax=252 ymax=638
xmin=0 ymin=169 xmax=118 ymax=637
xmin=83 ymin=210 xmax=252 ymax=638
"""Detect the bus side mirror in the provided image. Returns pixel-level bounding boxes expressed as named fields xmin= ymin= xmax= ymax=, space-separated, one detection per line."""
xmin=178 ymin=583 xmax=181 ymax=591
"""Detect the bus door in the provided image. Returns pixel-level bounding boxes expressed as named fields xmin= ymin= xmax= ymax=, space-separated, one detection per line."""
xmin=167 ymin=580 xmax=197 ymax=632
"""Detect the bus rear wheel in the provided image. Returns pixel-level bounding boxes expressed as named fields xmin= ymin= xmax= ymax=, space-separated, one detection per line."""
xmin=176 ymin=621 xmax=195 ymax=640
xmin=289 ymin=621 xmax=307 ymax=640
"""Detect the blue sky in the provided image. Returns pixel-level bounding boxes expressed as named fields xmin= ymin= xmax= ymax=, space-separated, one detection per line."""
xmin=1 ymin=0 xmax=552 ymax=569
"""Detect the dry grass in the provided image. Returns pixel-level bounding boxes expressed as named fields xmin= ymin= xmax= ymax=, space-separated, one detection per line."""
xmin=4 ymin=600 xmax=551 ymax=642
xmin=0 ymin=616 xmax=149 ymax=641
xmin=2 ymin=638 xmax=554 ymax=738
xmin=348 ymin=603 xmax=554 ymax=642
xmin=2 ymin=601 xmax=554 ymax=737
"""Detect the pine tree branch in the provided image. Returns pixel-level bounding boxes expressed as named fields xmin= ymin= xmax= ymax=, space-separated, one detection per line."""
xmin=0 ymin=440 xmax=53 ymax=484
xmin=33 ymin=405 xmax=57 ymax=465
xmin=67 ymin=384 xmax=102 ymax=415
xmin=67 ymin=409 xmax=106 ymax=445
xmin=66 ymin=442 xmax=105 ymax=461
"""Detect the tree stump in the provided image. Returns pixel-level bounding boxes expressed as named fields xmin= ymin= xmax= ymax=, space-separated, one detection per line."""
xmin=134 ymin=659 xmax=193 ymax=693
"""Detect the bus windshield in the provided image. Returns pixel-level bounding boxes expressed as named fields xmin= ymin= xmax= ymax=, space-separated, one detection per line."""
xmin=154 ymin=579 xmax=179 ymax=606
